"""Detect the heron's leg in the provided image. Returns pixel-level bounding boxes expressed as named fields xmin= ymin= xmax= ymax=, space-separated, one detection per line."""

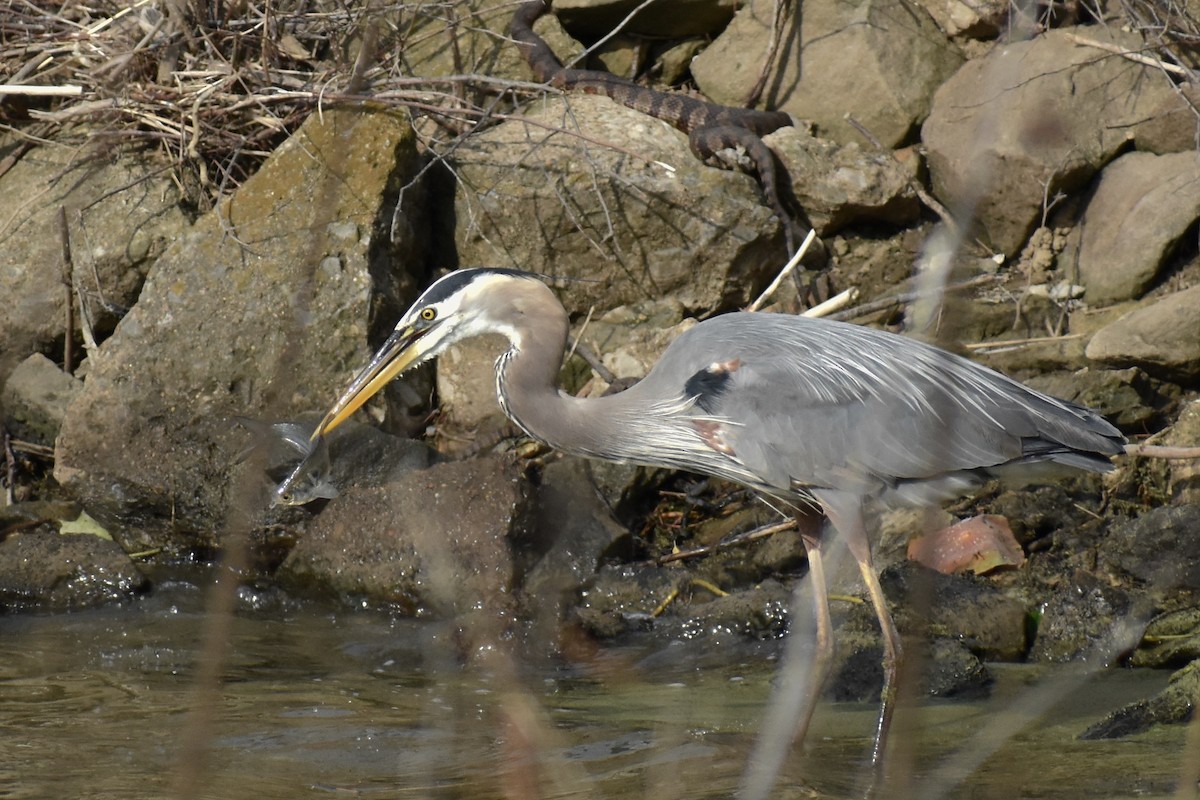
xmin=819 ymin=492 xmax=902 ymax=768
xmin=738 ymin=513 xmax=833 ymax=800
xmin=793 ymin=516 xmax=834 ymax=746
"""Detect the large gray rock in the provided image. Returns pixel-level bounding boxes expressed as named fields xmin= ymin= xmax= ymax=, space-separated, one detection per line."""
xmin=691 ymin=0 xmax=963 ymax=147
xmin=1075 ymin=151 xmax=1200 ymax=306
xmin=278 ymin=457 xmax=531 ymax=620
xmin=452 ymin=94 xmax=783 ymax=314
xmin=768 ymin=128 xmax=920 ymax=235
xmin=923 ymin=26 xmax=1177 ymax=256
xmin=553 ymin=0 xmax=738 ymax=36
xmin=1085 ymin=285 xmax=1200 ymax=381
xmin=914 ymin=0 xmax=1009 ymax=38
xmin=0 ymin=531 xmax=147 ymax=611
xmin=0 ymin=149 xmax=187 ymax=389
xmin=55 ymin=108 xmax=425 ymax=553
xmin=1 ymin=353 xmax=82 ymax=445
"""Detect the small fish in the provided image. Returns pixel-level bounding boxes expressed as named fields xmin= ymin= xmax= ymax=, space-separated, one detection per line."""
xmin=271 ymin=426 xmax=338 ymax=507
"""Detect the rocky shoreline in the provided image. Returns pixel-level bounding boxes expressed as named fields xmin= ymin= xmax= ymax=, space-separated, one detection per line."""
xmin=2 ymin=0 xmax=1198 ymax=737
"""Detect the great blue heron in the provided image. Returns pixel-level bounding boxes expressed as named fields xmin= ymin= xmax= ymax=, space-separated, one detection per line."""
xmin=310 ymin=267 xmax=1125 ymax=768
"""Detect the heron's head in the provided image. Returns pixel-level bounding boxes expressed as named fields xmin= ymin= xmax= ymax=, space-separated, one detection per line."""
xmin=312 ymin=268 xmax=549 ymax=437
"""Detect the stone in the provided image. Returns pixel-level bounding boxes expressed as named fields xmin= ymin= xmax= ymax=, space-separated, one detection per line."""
xmin=55 ymin=108 xmax=426 ymax=554
xmin=520 ymin=458 xmax=628 ymax=626
xmin=452 ymin=94 xmax=783 ymax=314
xmin=1 ymin=353 xmax=82 ymax=445
xmin=1135 ymin=83 xmax=1200 ymax=155
xmin=0 ymin=149 xmax=188 ymax=389
xmin=1099 ymin=505 xmax=1200 ymax=592
xmin=914 ymin=0 xmax=1009 ymax=38
xmin=1029 ymin=573 xmax=1131 ymax=662
xmin=1085 ymin=285 xmax=1200 ymax=381
xmin=432 ymin=334 xmax=512 ymax=445
xmin=766 ymin=128 xmax=920 ymax=235
xmin=1162 ymin=399 xmax=1200 ymax=505
xmin=1074 ymin=151 xmax=1200 ymax=306
xmin=278 ymin=457 xmax=531 ymax=619
xmin=553 ymin=0 xmax=739 ymax=37
xmin=398 ymin=0 xmax=561 ymax=84
xmin=923 ymin=26 xmax=1177 ymax=256
xmin=1080 ymin=660 xmax=1200 ymax=739
xmin=884 ymin=562 xmax=1029 ymax=661
xmin=691 ymin=0 xmax=963 ymax=147
xmin=1023 ymin=368 xmax=1170 ymax=431
xmin=0 ymin=530 xmax=147 ymax=611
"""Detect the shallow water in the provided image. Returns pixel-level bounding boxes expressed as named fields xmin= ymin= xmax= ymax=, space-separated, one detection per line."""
xmin=0 ymin=568 xmax=1188 ymax=800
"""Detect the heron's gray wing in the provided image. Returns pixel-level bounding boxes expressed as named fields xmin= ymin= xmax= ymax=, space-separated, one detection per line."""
xmin=654 ymin=313 xmax=1122 ymax=502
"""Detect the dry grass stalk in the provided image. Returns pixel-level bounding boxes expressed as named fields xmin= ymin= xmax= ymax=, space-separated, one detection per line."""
xmin=1 ymin=0 xmax=542 ymax=208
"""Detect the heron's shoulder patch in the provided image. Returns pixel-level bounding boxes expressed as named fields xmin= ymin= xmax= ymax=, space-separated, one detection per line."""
xmin=684 ymin=358 xmax=741 ymax=413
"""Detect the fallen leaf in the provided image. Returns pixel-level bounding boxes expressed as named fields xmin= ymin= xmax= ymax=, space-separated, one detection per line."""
xmin=907 ymin=514 xmax=1024 ymax=575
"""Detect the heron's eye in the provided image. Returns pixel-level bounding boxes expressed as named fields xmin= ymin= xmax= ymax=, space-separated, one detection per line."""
xmin=419 ymin=307 xmax=437 ymax=322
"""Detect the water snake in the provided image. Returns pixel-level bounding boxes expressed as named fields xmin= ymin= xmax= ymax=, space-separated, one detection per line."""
xmin=509 ymin=0 xmax=807 ymax=253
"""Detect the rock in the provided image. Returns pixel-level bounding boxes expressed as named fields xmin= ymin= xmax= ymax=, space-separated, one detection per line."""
xmin=55 ymin=108 xmax=426 ymax=554
xmin=884 ymin=562 xmax=1029 ymax=661
xmin=452 ymin=94 xmax=783 ymax=313
xmin=575 ymin=299 xmax=696 ymax=395
xmin=1 ymin=353 xmax=82 ymax=445
xmin=914 ymin=0 xmax=1009 ymax=38
xmin=664 ymin=578 xmax=793 ymax=639
xmin=1163 ymin=399 xmax=1200 ymax=505
xmin=1074 ymin=151 xmax=1200 ymax=306
xmin=0 ymin=531 xmax=147 ymax=611
xmin=553 ymin=0 xmax=738 ymax=37
xmin=830 ymin=617 xmax=992 ymax=700
xmin=0 ymin=149 xmax=188 ymax=390
xmin=1136 ymin=83 xmax=1200 ymax=155
xmin=574 ymin=563 xmax=682 ymax=637
xmin=923 ymin=26 xmax=1176 ymax=256
xmin=1099 ymin=505 xmax=1200 ymax=592
xmin=399 ymin=0 xmax=568 ymax=84
xmin=691 ymin=0 xmax=963 ymax=147
xmin=1080 ymin=660 xmax=1200 ymax=739
xmin=521 ymin=458 xmax=627 ymax=607
xmin=278 ymin=457 xmax=531 ymax=618
xmin=1130 ymin=608 xmax=1200 ymax=669
xmin=1029 ymin=573 xmax=1131 ymax=662
xmin=1085 ymin=285 xmax=1200 ymax=381
xmin=976 ymin=301 xmax=1134 ymax=376
xmin=766 ymin=128 xmax=920 ymax=235
xmin=1023 ymin=368 xmax=1171 ymax=432
xmin=433 ymin=334 xmax=513 ymax=444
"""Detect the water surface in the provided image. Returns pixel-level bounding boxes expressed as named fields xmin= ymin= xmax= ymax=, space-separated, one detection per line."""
xmin=0 ymin=568 xmax=1186 ymax=799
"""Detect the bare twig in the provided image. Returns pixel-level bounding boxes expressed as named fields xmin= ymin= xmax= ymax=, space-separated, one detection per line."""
xmin=745 ymin=229 xmax=817 ymax=311
xmin=801 ymin=287 xmax=859 ymax=319
xmin=963 ymin=333 xmax=1085 ymax=351
xmin=1124 ymin=444 xmax=1200 ymax=459
xmin=0 ymin=84 xmax=83 ymax=96
xmin=2 ymin=428 xmax=15 ymax=506
xmin=563 ymin=0 xmax=662 ymax=71
xmin=828 ymin=273 xmax=997 ymax=322
xmin=58 ymin=206 xmax=74 ymax=375
xmin=1064 ymin=32 xmax=1189 ymax=76
xmin=653 ymin=518 xmax=798 ymax=565
xmin=745 ymin=0 xmax=789 ymax=108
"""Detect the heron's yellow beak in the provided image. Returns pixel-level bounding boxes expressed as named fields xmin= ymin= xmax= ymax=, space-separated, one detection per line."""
xmin=312 ymin=325 xmax=429 ymax=438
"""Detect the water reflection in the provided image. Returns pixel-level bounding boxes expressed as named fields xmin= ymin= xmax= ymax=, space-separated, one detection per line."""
xmin=0 ymin=568 xmax=1186 ymax=800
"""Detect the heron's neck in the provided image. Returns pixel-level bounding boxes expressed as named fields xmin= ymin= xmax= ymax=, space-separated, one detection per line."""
xmin=495 ymin=308 xmax=643 ymax=460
